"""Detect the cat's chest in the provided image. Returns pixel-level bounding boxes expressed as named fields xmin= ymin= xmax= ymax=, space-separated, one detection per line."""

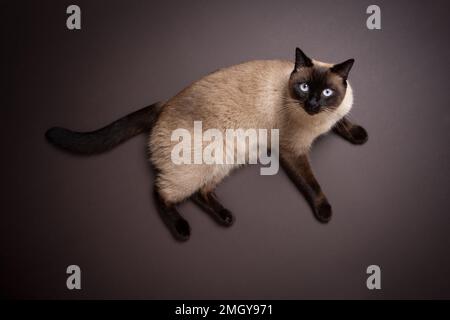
xmin=300 ymin=116 xmax=338 ymax=141
xmin=280 ymin=113 xmax=342 ymax=153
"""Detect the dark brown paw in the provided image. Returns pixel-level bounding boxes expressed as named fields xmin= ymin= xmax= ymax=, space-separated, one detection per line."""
xmin=314 ymin=201 xmax=332 ymax=223
xmin=173 ymin=219 xmax=191 ymax=241
xmin=349 ymin=125 xmax=368 ymax=145
xmin=217 ymin=208 xmax=235 ymax=227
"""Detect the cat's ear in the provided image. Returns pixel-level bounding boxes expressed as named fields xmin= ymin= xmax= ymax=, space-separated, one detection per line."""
xmin=330 ymin=59 xmax=355 ymax=81
xmin=295 ymin=47 xmax=313 ymax=70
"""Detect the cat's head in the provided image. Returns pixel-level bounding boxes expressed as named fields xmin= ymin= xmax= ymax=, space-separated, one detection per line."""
xmin=289 ymin=47 xmax=354 ymax=115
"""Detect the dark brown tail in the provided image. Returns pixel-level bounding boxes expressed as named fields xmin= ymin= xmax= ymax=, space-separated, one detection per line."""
xmin=45 ymin=102 xmax=163 ymax=154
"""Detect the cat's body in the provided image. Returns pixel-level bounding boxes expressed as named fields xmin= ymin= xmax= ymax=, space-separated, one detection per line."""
xmin=151 ymin=59 xmax=353 ymax=203
xmin=46 ymin=48 xmax=368 ymax=241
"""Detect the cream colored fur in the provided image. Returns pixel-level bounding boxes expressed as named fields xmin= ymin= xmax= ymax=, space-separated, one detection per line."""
xmin=149 ymin=60 xmax=353 ymax=203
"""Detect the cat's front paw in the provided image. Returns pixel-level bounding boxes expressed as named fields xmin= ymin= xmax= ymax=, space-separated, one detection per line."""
xmin=349 ymin=125 xmax=368 ymax=145
xmin=314 ymin=200 xmax=332 ymax=223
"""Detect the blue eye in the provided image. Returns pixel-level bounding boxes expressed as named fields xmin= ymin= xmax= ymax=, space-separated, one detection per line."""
xmin=299 ymin=83 xmax=309 ymax=92
xmin=322 ymin=88 xmax=333 ymax=97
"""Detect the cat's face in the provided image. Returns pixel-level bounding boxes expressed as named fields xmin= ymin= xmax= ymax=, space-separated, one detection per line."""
xmin=289 ymin=48 xmax=354 ymax=115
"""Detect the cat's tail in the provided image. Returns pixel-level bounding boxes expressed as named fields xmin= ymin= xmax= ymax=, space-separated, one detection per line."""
xmin=45 ymin=102 xmax=164 ymax=154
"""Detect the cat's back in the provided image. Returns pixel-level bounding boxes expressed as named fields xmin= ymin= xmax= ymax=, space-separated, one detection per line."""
xmin=157 ymin=59 xmax=293 ymax=130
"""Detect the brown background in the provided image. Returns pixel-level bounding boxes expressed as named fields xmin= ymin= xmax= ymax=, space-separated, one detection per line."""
xmin=1 ymin=0 xmax=449 ymax=299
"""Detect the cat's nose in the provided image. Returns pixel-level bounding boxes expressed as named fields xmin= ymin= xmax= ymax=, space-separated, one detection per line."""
xmin=305 ymin=99 xmax=320 ymax=112
xmin=308 ymin=98 xmax=319 ymax=107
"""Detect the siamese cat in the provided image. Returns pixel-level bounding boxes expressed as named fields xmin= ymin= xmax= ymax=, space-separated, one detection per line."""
xmin=46 ymin=48 xmax=368 ymax=241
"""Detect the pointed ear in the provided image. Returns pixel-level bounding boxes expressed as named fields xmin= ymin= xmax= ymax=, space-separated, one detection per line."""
xmin=330 ymin=59 xmax=355 ymax=81
xmin=295 ymin=47 xmax=313 ymax=70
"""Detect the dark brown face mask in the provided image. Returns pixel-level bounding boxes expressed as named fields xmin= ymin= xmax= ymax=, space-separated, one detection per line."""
xmin=289 ymin=48 xmax=355 ymax=115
